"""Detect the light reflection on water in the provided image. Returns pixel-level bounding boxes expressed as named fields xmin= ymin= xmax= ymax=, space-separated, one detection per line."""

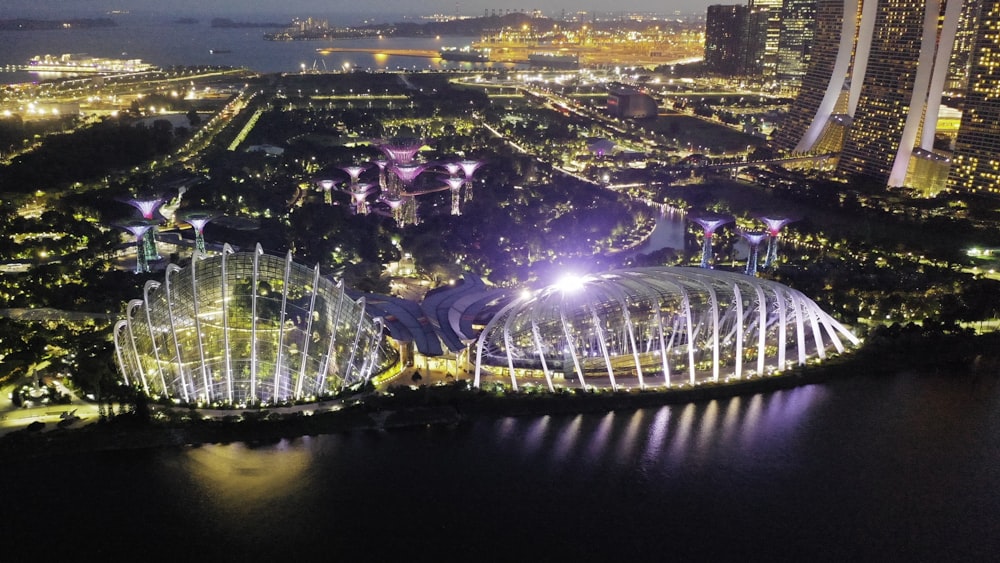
xmin=3 ymin=375 xmax=1000 ymax=560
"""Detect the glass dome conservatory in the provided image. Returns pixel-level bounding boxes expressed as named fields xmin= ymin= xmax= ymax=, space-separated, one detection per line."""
xmin=114 ymin=244 xmax=393 ymax=407
xmin=473 ymin=267 xmax=859 ymax=391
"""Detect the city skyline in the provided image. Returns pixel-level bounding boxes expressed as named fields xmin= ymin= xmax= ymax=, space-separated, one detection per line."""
xmin=3 ymin=0 xmax=716 ymax=19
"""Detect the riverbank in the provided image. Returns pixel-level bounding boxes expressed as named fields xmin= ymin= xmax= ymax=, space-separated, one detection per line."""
xmin=2 ymin=325 xmax=994 ymax=461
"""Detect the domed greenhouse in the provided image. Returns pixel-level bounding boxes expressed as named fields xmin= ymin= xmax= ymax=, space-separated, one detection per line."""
xmin=473 ymin=267 xmax=859 ymax=391
xmin=114 ymin=245 xmax=394 ymax=407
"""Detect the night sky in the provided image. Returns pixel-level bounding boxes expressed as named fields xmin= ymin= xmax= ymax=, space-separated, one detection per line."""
xmin=4 ymin=0 xmax=714 ymax=19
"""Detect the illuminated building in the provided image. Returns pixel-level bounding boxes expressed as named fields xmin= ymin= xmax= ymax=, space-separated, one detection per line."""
xmin=473 ymin=267 xmax=859 ymax=391
xmin=774 ymin=0 xmax=966 ymax=193
xmin=948 ymin=0 xmax=1000 ymax=195
xmin=705 ymin=5 xmax=748 ymax=75
xmin=745 ymin=0 xmax=784 ymax=79
xmin=606 ymin=86 xmax=658 ymax=118
xmin=113 ymin=244 xmax=393 ymax=407
xmin=776 ymin=0 xmax=816 ymax=88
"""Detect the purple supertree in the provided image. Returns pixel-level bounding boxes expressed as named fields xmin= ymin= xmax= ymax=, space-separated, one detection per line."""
xmin=124 ymin=195 xmax=166 ymax=260
xmin=315 ymin=178 xmax=337 ymax=204
xmin=373 ymin=159 xmax=389 ymax=191
xmin=390 ymin=163 xmax=428 ymax=188
xmin=689 ymin=212 xmax=734 ymax=268
xmin=738 ymin=230 xmax=768 ymax=276
xmin=126 ymin=196 xmax=165 ymax=220
xmin=383 ymin=194 xmax=405 ymax=224
xmin=116 ymin=218 xmax=158 ymax=273
xmin=458 ymin=159 xmax=482 ymax=201
xmin=348 ymin=183 xmax=375 ymax=215
xmin=443 ymin=177 xmax=466 ymax=216
xmin=378 ymin=138 xmax=424 ymax=164
xmin=441 ymin=162 xmax=462 ymax=177
xmin=341 ymin=165 xmax=368 ymax=184
xmin=387 ymin=163 xmax=428 ymax=226
xmin=757 ymin=215 xmax=797 ymax=269
xmin=177 ymin=209 xmax=218 ymax=255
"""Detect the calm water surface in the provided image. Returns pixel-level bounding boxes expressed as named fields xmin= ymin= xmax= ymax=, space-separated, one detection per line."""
xmin=0 ymin=14 xmax=486 ymax=84
xmin=2 ymin=372 xmax=999 ymax=561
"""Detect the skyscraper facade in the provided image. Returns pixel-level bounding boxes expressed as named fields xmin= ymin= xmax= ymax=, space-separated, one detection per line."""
xmin=705 ymin=5 xmax=749 ymax=75
xmin=948 ymin=1 xmax=1000 ymax=195
xmin=776 ymin=0 xmax=817 ymax=88
xmin=775 ymin=0 xmax=973 ymax=193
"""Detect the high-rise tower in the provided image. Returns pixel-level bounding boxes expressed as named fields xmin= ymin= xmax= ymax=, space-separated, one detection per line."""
xmin=948 ymin=1 xmax=1000 ymax=195
xmin=775 ymin=0 xmax=970 ymax=192
xmin=705 ymin=5 xmax=749 ymax=75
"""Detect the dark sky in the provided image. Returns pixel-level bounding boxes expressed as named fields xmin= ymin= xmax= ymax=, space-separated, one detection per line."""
xmin=5 ymin=0 xmax=713 ymax=19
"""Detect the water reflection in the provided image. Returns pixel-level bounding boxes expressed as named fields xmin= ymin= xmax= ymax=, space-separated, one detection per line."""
xmin=483 ymin=384 xmax=827 ymax=472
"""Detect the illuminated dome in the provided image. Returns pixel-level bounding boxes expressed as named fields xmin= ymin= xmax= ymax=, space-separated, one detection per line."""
xmin=474 ymin=267 xmax=859 ymax=391
xmin=114 ymin=244 xmax=393 ymax=407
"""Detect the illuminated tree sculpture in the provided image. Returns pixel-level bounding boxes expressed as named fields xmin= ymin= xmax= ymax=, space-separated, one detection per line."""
xmin=738 ymin=230 xmax=768 ymax=276
xmin=349 ymin=182 xmax=375 ymax=215
xmin=377 ymin=137 xmax=424 ymax=164
xmin=373 ymin=159 xmax=389 ymax=191
xmin=690 ymin=212 xmax=734 ymax=268
xmin=177 ymin=209 xmax=218 ymax=255
xmin=458 ymin=159 xmax=483 ymax=202
xmin=757 ymin=215 xmax=797 ymax=269
xmin=116 ymin=218 xmax=159 ymax=273
xmin=444 ymin=177 xmax=466 ymax=216
xmin=125 ymin=195 xmax=165 ymax=260
xmin=388 ymin=163 xmax=428 ymax=226
xmin=341 ymin=165 xmax=368 ymax=184
xmin=315 ymin=178 xmax=336 ymax=205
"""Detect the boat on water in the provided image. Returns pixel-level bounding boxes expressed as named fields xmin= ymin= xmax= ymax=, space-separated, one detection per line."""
xmin=25 ymin=54 xmax=153 ymax=74
xmin=209 ymin=49 xmax=232 ymax=55
xmin=439 ymin=46 xmax=490 ymax=63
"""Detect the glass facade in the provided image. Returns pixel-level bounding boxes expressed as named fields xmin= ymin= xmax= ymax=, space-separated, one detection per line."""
xmin=474 ymin=267 xmax=859 ymax=392
xmin=114 ymin=245 xmax=394 ymax=406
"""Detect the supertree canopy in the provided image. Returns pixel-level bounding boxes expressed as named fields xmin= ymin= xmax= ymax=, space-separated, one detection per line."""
xmin=738 ymin=230 xmax=768 ymax=276
xmin=689 ymin=211 xmax=734 ymax=268
xmin=176 ymin=209 xmax=218 ymax=255
xmin=757 ymin=215 xmax=798 ymax=269
xmin=113 ymin=244 xmax=394 ymax=407
xmin=377 ymin=137 xmax=424 ymax=164
xmin=116 ymin=218 xmax=159 ymax=273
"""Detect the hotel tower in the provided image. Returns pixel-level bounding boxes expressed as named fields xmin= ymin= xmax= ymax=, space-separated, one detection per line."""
xmin=775 ymin=0 xmax=1000 ymax=195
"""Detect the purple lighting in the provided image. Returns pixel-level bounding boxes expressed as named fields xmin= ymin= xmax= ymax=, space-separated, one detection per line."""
xmin=127 ymin=197 xmax=165 ymax=220
xmin=690 ymin=212 xmax=734 ymax=268
xmin=738 ymin=230 xmax=768 ymax=276
xmin=458 ymin=159 xmax=482 ymax=179
xmin=117 ymin=219 xmax=156 ymax=273
xmin=177 ymin=210 xmax=218 ymax=255
xmin=349 ymin=183 xmax=374 ymax=215
xmin=757 ymin=215 xmax=797 ymax=269
xmin=378 ymin=138 xmax=424 ymax=164
xmin=341 ymin=165 xmax=367 ymax=183
xmin=444 ymin=177 xmax=466 ymax=216
xmin=442 ymin=162 xmax=462 ymax=176
xmin=390 ymin=163 xmax=427 ymax=187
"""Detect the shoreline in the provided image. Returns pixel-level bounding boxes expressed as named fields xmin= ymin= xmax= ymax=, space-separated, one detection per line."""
xmin=0 ymin=362 xmax=864 ymax=461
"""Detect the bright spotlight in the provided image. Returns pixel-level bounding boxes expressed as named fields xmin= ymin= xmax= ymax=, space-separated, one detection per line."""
xmin=555 ymin=273 xmax=585 ymax=293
